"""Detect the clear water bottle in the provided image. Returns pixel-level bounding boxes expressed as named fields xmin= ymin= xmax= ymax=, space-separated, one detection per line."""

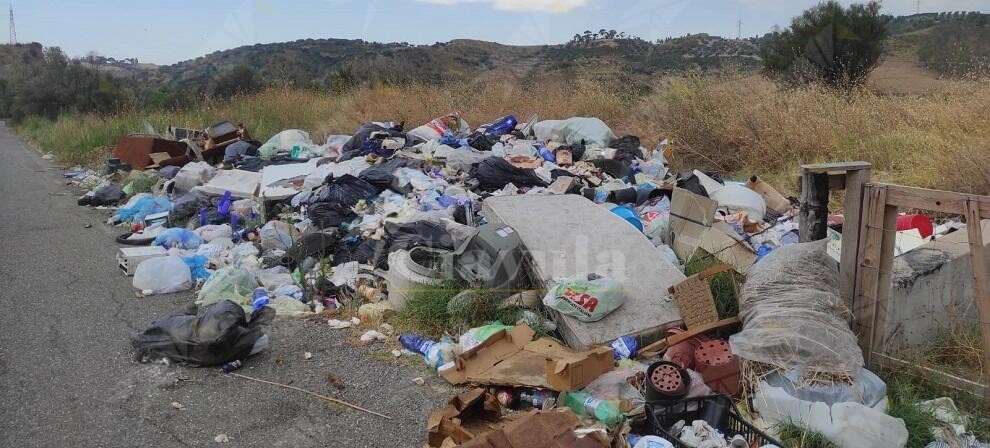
xmin=563 ymin=391 xmax=624 ymax=424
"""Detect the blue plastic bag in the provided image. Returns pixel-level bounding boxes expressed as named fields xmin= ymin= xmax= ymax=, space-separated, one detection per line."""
xmin=155 ymin=228 xmax=204 ymax=250
xmin=611 ymin=336 xmax=638 ymax=360
xmin=114 ymin=195 xmax=172 ymax=223
xmin=182 ymin=254 xmax=211 ymax=282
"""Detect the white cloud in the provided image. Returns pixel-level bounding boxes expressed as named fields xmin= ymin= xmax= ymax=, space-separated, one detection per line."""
xmin=416 ymin=0 xmax=589 ymax=13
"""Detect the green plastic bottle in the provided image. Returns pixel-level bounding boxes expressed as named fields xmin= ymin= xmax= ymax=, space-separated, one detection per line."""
xmin=562 ymin=391 xmax=624 ymax=425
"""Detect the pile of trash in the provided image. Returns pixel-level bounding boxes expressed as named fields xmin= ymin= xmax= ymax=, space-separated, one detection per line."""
xmin=68 ymin=113 xmax=981 ymax=448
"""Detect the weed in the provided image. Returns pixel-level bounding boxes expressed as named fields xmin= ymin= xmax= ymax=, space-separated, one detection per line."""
xmin=774 ymin=421 xmax=839 ymax=448
xmin=16 ymin=77 xmax=990 ymax=196
xmin=683 ymin=252 xmax=739 ymax=319
xmin=392 ymin=280 xmax=464 ymax=339
xmin=885 ymin=376 xmax=943 ymax=448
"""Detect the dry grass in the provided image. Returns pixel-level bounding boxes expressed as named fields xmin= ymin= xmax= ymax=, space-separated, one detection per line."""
xmin=15 ymin=75 xmax=990 ymax=196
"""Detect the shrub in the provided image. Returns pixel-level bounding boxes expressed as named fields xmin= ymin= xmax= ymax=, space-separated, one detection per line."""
xmin=763 ymin=1 xmax=890 ymax=89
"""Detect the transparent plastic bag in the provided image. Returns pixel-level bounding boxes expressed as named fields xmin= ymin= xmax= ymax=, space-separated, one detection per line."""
xmin=114 ymin=195 xmax=172 ymax=223
xmin=133 ymin=256 xmax=192 ymax=294
xmin=154 ymin=228 xmax=204 ymax=250
xmin=193 ymin=224 xmax=232 ymax=243
xmin=729 ymin=240 xmax=863 ymax=374
xmin=582 ymin=369 xmax=645 ymax=413
xmin=197 ymin=267 xmax=258 ymax=306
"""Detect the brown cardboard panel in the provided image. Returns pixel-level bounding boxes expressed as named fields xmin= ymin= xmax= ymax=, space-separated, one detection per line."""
xmin=441 ymin=324 xmax=614 ymax=391
xmin=670 ymin=187 xmax=756 ymax=274
xmin=426 ymin=388 xmax=504 ymax=448
xmin=458 ymin=409 xmax=609 ymax=448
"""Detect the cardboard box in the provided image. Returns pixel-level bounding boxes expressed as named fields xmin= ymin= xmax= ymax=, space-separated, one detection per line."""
xmin=670 ymin=187 xmax=757 ymax=274
xmin=426 ymin=388 xmax=507 ymax=448
xmin=457 ymin=409 xmax=609 ymax=448
xmin=440 ymin=324 xmax=613 ymax=391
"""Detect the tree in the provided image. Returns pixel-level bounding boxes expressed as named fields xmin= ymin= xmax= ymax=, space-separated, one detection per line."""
xmin=212 ymin=64 xmax=261 ymax=98
xmin=762 ymin=1 xmax=890 ymax=89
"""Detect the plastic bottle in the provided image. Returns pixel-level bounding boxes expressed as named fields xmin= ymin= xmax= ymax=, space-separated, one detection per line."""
xmin=399 ymin=333 xmax=459 ymax=369
xmin=217 ymin=191 xmax=233 ymax=216
xmin=399 ymin=333 xmax=433 ymax=353
xmin=221 ymin=360 xmax=243 ymax=373
xmin=477 ymin=115 xmax=517 ymax=138
xmin=539 ymin=147 xmax=556 ymax=163
xmin=562 ymin=391 xmax=624 ymax=424
xmin=252 ymin=288 xmax=270 ymax=311
xmin=520 ymin=389 xmax=555 ymax=409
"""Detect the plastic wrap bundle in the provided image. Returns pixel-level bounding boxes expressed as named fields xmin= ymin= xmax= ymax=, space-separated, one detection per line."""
xmin=728 ymin=240 xmax=864 ymax=374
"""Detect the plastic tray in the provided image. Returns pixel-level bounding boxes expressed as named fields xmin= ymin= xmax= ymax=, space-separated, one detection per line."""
xmin=645 ymin=395 xmax=786 ymax=448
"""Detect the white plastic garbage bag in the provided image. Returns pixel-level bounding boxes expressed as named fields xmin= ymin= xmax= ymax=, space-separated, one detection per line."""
xmin=258 ymin=129 xmax=313 ymax=158
xmin=170 ymin=162 xmax=216 ymax=196
xmin=710 ymin=184 xmax=766 ymax=221
xmin=194 ymin=224 xmax=232 ymax=243
xmin=533 ymin=117 xmax=617 ymax=147
xmin=133 ymin=256 xmax=193 ymax=294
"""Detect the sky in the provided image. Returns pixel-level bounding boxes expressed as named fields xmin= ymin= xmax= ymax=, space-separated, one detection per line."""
xmin=8 ymin=0 xmax=990 ymax=65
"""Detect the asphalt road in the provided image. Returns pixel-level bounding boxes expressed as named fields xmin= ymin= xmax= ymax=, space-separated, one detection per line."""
xmin=0 ymin=123 xmax=449 ymax=447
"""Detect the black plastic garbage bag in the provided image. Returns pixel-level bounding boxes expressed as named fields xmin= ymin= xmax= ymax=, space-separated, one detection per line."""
xmin=309 ymin=174 xmax=378 ymax=207
xmin=91 ymin=185 xmax=126 ymax=206
xmin=169 ymin=190 xmax=214 ymax=222
xmin=467 ymin=131 xmax=496 ymax=152
xmin=673 ymin=171 xmax=723 ymax=197
xmin=159 ymin=165 xmax=181 ymax=180
xmin=347 ymin=221 xmax=456 ymax=269
xmin=358 ymin=158 xmax=418 ymax=193
xmin=339 ymin=122 xmax=405 ymax=161
xmin=470 ymin=157 xmax=548 ymax=191
xmin=611 ymin=135 xmax=644 ymax=163
xmin=131 ymin=300 xmax=275 ymax=366
xmin=588 ymin=158 xmax=631 ymax=180
xmin=307 ymin=201 xmax=355 ymax=229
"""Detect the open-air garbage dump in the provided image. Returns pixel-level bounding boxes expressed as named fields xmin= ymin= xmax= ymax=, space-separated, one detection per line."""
xmin=65 ymin=112 xmax=986 ymax=448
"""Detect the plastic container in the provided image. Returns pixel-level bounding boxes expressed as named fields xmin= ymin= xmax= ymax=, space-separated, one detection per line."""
xmin=477 ymin=115 xmax=517 ymax=138
xmin=611 ymin=205 xmax=644 ymax=232
xmin=644 ymin=395 xmax=784 ymax=448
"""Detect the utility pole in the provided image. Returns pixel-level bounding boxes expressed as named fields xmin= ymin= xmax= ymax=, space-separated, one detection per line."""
xmin=916 ymin=0 xmax=920 ymax=14
xmin=8 ymin=4 xmax=16 ymax=45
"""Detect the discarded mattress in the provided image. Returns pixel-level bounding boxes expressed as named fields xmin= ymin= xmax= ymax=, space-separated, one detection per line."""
xmin=482 ymin=194 xmax=685 ymax=350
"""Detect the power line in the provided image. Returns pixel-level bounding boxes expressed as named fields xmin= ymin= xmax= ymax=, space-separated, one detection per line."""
xmin=8 ymin=3 xmax=16 ymax=45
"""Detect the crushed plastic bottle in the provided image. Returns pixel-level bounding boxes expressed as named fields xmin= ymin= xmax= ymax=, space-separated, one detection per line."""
xmin=399 ymin=333 xmax=460 ymax=369
xmin=563 ymin=391 xmax=624 ymax=424
xmin=251 ymin=288 xmax=270 ymax=311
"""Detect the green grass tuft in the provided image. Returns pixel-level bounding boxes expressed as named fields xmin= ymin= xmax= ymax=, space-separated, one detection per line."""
xmin=885 ymin=377 xmax=942 ymax=448
xmin=392 ymin=279 xmax=464 ymax=339
xmin=683 ymin=252 xmax=739 ymax=319
xmin=774 ymin=421 xmax=839 ymax=448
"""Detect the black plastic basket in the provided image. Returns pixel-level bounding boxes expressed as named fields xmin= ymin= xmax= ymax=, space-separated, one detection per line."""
xmin=644 ymin=395 xmax=786 ymax=448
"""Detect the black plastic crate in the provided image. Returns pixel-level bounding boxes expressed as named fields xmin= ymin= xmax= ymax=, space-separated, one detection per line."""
xmin=644 ymin=395 xmax=786 ymax=448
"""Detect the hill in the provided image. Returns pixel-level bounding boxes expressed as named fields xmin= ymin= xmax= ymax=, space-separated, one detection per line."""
xmin=114 ymin=33 xmax=763 ymax=94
